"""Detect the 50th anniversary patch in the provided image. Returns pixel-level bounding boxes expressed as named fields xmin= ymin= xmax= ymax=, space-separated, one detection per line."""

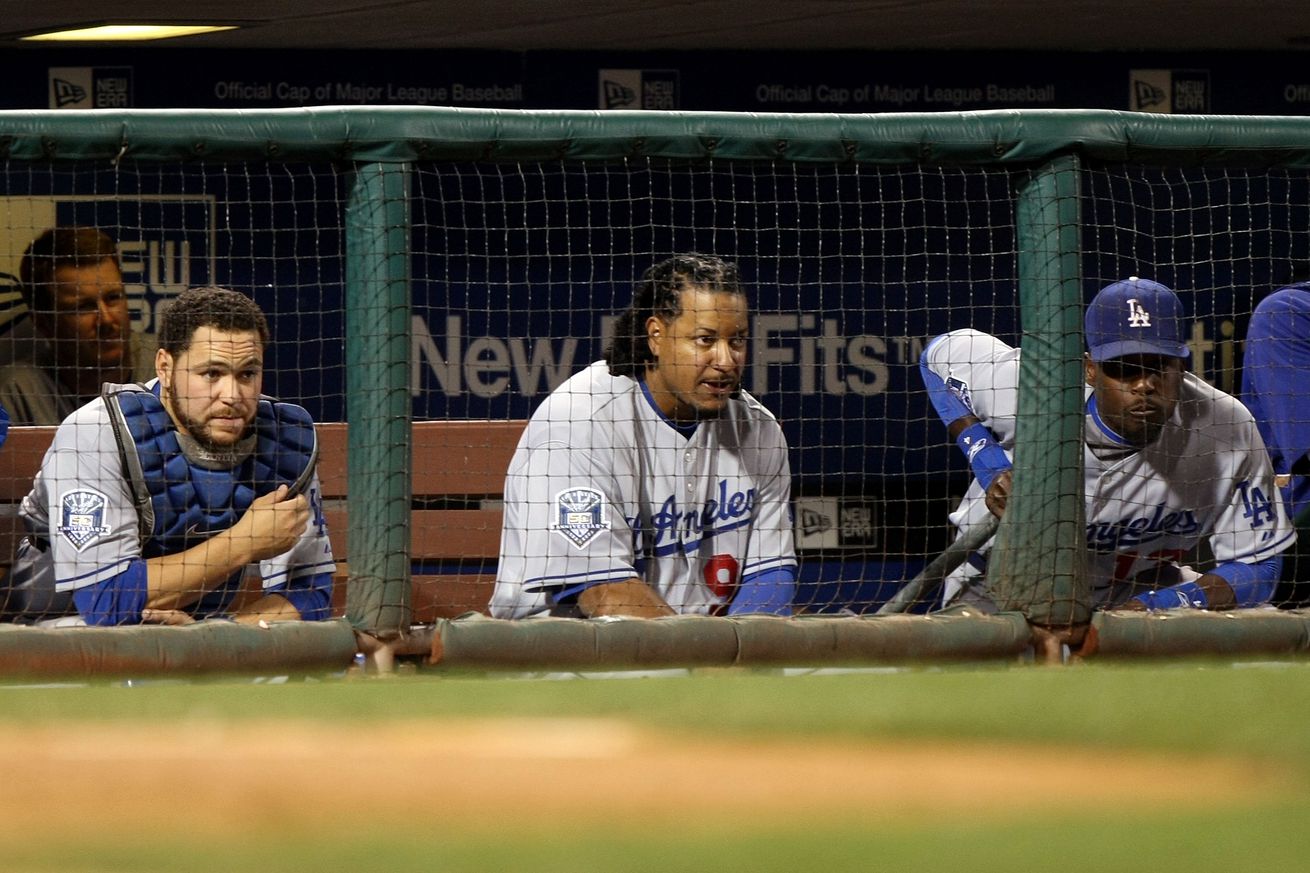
xmin=58 ymin=488 xmax=111 ymax=552
xmin=553 ymin=487 xmax=608 ymax=548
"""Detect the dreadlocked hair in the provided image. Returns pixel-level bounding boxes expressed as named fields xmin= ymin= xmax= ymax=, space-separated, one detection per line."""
xmin=605 ymin=253 xmax=745 ymax=377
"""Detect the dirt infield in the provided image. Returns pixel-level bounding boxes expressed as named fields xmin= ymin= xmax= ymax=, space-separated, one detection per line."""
xmin=0 ymin=717 xmax=1287 ymax=838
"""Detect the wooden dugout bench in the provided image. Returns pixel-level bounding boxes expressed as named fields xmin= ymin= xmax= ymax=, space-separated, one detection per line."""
xmin=0 ymin=420 xmax=526 ymax=622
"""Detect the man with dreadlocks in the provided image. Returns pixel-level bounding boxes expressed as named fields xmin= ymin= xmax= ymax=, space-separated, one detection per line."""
xmin=490 ymin=253 xmax=797 ymax=619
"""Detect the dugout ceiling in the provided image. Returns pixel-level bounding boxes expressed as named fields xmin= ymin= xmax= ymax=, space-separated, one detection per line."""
xmin=4 ymin=1 xmax=1310 ymax=52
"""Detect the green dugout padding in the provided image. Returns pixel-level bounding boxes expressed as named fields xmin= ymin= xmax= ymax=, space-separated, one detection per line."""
xmin=3 ymin=612 xmax=1309 ymax=679
xmin=4 ymin=107 xmax=1310 ymax=165
xmin=344 ymin=161 xmax=413 ymax=635
xmin=0 ymin=619 xmax=359 ymax=680
xmin=418 ymin=611 xmax=1310 ymax=670
xmin=422 ymin=612 xmax=1036 ymax=670
xmin=987 ymin=153 xmax=1089 ymax=626
xmin=1092 ymin=610 xmax=1310 ymax=657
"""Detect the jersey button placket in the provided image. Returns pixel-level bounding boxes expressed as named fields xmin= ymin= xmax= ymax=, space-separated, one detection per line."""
xmin=681 ymin=449 xmax=695 ymax=555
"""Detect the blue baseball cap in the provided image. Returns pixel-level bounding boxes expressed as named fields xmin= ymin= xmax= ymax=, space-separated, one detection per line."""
xmin=1085 ymin=277 xmax=1190 ymax=362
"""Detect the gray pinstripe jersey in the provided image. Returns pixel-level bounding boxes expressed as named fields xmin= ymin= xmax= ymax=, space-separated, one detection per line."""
xmin=491 ymin=361 xmax=797 ymax=619
xmin=12 ymin=382 xmax=333 ymax=606
xmin=923 ymin=329 xmax=1295 ymax=604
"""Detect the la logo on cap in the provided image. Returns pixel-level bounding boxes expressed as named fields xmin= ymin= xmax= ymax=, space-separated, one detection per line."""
xmin=1124 ymin=276 xmax=1152 ymax=328
xmin=1127 ymin=298 xmax=1152 ymax=327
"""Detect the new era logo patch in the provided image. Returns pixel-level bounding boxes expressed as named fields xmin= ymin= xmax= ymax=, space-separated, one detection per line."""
xmin=58 ymin=488 xmax=110 ymax=551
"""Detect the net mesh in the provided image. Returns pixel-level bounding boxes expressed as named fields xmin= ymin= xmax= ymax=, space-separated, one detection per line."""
xmin=411 ymin=158 xmax=1024 ymax=617
xmin=0 ymin=145 xmax=1304 ymax=627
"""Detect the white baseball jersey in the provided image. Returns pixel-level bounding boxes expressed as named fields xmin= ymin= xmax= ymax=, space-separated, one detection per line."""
xmin=10 ymin=382 xmax=334 ymax=620
xmin=922 ymin=329 xmax=1295 ymax=605
xmin=491 ymin=360 xmax=797 ymax=619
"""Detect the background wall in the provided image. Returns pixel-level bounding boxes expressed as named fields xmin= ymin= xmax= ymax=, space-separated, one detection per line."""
xmin=3 ymin=48 xmax=1310 ymax=114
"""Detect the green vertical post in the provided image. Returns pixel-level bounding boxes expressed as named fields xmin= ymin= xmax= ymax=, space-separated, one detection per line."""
xmin=344 ymin=162 xmax=413 ymax=635
xmin=987 ymin=153 xmax=1091 ymax=629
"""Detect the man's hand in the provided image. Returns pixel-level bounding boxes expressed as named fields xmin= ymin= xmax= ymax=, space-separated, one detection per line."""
xmin=141 ymin=608 xmax=196 ymax=625
xmin=1030 ymin=623 xmax=1097 ymax=664
xmin=233 ymin=593 xmax=301 ymax=625
xmin=1121 ymin=573 xmax=1237 ymax=612
xmin=984 ymin=469 xmax=1012 ymax=518
xmin=145 ymin=486 xmax=310 ymax=613
xmin=234 ymin=485 xmax=310 ymax=563
xmin=577 ymin=579 xmax=676 ymax=618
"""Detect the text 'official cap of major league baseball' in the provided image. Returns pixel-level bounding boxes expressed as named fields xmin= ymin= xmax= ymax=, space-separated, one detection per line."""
xmin=1085 ymin=277 xmax=1190 ymax=362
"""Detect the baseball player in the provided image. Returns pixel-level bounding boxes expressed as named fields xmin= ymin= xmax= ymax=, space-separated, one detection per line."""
xmin=1242 ymin=284 xmax=1310 ymax=606
xmin=490 ymin=253 xmax=797 ymax=619
xmin=4 ymin=286 xmax=335 ymax=626
xmin=920 ymin=277 xmax=1294 ymax=611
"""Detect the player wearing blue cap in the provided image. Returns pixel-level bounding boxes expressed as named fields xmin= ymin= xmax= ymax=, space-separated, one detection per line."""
xmin=921 ymin=277 xmax=1294 ymax=611
xmin=1242 ymin=284 xmax=1310 ymax=607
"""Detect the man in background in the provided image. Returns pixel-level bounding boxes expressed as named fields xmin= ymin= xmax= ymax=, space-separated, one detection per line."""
xmin=0 ymin=226 xmax=134 ymax=424
xmin=1242 ymin=284 xmax=1310 ymax=607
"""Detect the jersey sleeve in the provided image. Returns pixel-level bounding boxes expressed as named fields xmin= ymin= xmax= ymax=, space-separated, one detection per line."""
xmin=1206 ymin=416 xmax=1297 ymax=569
xmin=491 ymin=399 xmax=642 ymax=619
xmin=45 ymin=410 xmax=145 ymax=596
xmin=742 ymin=420 xmax=798 ymax=580
xmin=257 ymin=469 xmax=337 ymax=621
xmin=919 ymin=329 xmax=1021 ymax=446
xmin=733 ymin=420 xmax=798 ymax=615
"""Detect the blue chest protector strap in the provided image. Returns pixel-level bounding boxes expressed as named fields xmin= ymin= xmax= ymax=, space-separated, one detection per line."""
xmin=103 ymin=384 xmax=318 ymax=559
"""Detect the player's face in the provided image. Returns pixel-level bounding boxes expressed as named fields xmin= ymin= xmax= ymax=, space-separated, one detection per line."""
xmin=644 ymin=287 xmax=748 ymax=422
xmin=1085 ymin=353 xmax=1184 ymax=446
xmin=40 ymin=259 xmax=131 ymax=379
xmin=157 ymin=327 xmax=264 ymax=450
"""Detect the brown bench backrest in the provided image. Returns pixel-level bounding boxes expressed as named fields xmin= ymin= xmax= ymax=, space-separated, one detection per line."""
xmin=0 ymin=427 xmax=56 ymax=567
xmin=317 ymin=420 xmax=524 ymax=619
xmin=0 ymin=420 xmax=526 ymax=621
xmin=314 ymin=420 xmax=521 ymax=562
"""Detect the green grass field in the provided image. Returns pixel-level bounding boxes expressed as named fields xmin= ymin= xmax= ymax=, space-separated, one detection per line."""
xmin=3 ymin=659 xmax=1309 ymax=872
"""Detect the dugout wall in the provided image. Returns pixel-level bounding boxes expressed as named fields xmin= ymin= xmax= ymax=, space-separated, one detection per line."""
xmin=0 ymin=107 xmax=1309 ymax=670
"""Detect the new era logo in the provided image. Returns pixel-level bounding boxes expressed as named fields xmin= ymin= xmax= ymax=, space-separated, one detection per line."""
xmin=799 ymin=506 xmax=833 ymax=538
xmin=602 ymin=79 xmax=636 ymax=109
xmin=1133 ymin=79 xmax=1166 ymax=110
xmin=53 ymin=78 xmax=87 ymax=108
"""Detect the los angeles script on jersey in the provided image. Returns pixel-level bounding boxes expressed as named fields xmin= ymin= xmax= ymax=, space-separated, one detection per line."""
xmin=642 ymin=479 xmax=756 ymax=556
xmin=1086 ymin=503 xmax=1201 ymax=552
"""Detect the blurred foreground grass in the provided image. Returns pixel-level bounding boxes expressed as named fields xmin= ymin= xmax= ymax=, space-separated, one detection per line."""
xmin=3 ymin=660 xmax=1308 ymax=872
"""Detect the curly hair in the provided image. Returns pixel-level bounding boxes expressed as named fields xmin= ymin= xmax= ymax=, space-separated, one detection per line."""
xmin=19 ymin=227 xmax=120 ymax=314
xmin=158 ymin=286 xmax=270 ymax=355
xmin=605 ymin=253 xmax=746 ymax=377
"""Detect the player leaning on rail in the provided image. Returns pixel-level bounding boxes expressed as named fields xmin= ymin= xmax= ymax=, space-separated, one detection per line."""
xmin=921 ymin=278 xmax=1294 ymax=612
xmin=1242 ymin=284 xmax=1310 ymax=608
xmin=490 ymin=253 xmax=798 ymax=619
xmin=3 ymin=286 xmax=335 ymax=627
